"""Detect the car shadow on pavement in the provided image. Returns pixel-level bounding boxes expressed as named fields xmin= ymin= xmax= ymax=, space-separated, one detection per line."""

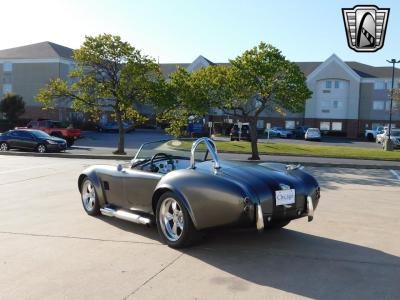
xmin=185 ymin=228 xmax=400 ymax=299
xmin=97 ymin=216 xmax=399 ymax=299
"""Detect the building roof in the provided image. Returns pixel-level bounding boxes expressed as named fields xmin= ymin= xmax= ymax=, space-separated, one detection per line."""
xmin=0 ymin=42 xmax=398 ymax=78
xmin=160 ymin=57 xmax=400 ymax=79
xmin=0 ymin=41 xmax=74 ymax=60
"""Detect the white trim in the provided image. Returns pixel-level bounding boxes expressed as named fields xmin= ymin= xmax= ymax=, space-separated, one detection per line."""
xmin=0 ymin=58 xmax=73 ymax=64
xmin=307 ymin=54 xmax=360 ymax=82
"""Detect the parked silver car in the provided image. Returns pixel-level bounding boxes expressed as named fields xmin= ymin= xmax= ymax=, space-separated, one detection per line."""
xmin=265 ymin=127 xmax=293 ymax=138
xmin=305 ymin=128 xmax=321 ymax=141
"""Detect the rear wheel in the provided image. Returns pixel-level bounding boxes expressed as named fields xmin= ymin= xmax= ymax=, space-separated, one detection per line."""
xmin=367 ymin=133 xmax=374 ymax=141
xmin=66 ymin=138 xmax=74 ymax=147
xmin=0 ymin=142 xmax=9 ymax=151
xmin=81 ymin=178 xmax=100 ymax=216
xmin=37 ymin=144 xmax=47 ymax=153
xmin=156 ymin=192 xmax=198 ymax=248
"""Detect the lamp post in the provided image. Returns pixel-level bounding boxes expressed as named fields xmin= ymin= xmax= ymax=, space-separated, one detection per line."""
xmin=385 ymin=59 xmax=400 ymax=151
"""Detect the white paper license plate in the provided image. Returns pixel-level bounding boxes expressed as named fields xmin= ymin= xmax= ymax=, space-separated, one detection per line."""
xmin=275 ymin=189 xmax=295 ymax=205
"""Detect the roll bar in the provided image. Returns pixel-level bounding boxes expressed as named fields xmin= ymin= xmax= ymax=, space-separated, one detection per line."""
xmin=190 ymin=137 xmax=221 ymax=172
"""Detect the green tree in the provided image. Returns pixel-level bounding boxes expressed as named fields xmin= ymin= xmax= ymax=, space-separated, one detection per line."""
xmin=37 ymin=34 xmax=162 ymax=154
xmin=0 ymin=93 xmax=25 ymax=123
xmin=219 ymin=42 xmax=312 ymax=160
xmin=158 ymin=65 xmax=232 ymax=137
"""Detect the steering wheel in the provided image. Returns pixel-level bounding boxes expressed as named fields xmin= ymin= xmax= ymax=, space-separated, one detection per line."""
xmin=149 ymin=153 xmax=173 ymax=172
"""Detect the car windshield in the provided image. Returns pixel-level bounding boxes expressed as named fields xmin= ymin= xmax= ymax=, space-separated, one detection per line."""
xmin=135 ymin=139 xmax=211 ymax=161
xmin=308 ymin=128 xmax=320 ymax=133
xmin=29 ymin=130 xmax=51 ymax=138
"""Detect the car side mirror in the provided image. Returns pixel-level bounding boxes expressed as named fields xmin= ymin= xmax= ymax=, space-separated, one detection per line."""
xmin=117 ymin=164 xmax=123 ymax=172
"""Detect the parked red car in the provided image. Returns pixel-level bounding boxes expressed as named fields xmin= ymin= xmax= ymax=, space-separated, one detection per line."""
xmin=17 ymin=119 xmax=81 ymax=146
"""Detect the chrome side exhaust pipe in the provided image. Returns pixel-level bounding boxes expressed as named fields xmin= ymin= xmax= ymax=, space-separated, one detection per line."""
xmin=100 ymin=207 xmax=152 ymax=226
xmin=307 ymin=196 xmax=314 ymax=222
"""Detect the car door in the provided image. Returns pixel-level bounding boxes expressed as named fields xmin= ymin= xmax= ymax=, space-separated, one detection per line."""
xmin=7 ymin=131 xmax=22 ymax=148
xmin=123 ymin=168 xmax=163 ymax=213
xmin=17 ymin=131 xmax=37 ymax=150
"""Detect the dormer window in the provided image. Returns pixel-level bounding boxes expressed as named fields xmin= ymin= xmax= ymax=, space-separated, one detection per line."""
xmin=325 ymin=80 xmax=332 ymax=89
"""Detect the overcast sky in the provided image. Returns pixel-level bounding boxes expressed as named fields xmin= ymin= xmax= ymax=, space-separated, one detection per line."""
xmin=1 ymin=0 xmax=399 ymax=66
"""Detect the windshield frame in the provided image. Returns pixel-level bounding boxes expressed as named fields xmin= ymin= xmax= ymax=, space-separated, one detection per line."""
xmin=133 ymin=139 xmax=211 ymax=163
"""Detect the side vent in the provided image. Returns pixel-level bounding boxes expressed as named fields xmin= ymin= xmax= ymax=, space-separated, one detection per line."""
xmin=103 ymin=181 xmax=110 ymax=190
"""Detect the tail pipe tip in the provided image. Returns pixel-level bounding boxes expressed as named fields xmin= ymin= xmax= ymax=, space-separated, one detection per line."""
xmin=307 ymin=196 xmax=314 ymax=222
xmin=256 ymin=204 xmax=264 ymax=231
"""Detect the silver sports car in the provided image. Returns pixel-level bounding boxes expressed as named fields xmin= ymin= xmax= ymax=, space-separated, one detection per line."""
xmin=78 ymin=137 xmax=320 ymax=248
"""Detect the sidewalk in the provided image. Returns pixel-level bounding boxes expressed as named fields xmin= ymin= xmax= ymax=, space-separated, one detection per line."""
xmin=1 ymin=148 xmax=400 ymax=170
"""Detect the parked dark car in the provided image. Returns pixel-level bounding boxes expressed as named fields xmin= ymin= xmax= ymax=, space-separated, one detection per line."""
xmin=79 ymin=137 xmax=320 ymax=248
xmin=230 ymin=124 xmax=251 ymax=141
xmin=0 ymin=129 xmax=67 ymax=153
xmin=293 ymin=126 xmax=311 ymax=138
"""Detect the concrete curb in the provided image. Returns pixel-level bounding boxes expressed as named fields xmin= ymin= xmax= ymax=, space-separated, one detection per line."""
xmin=1 ymin=151 xmax=400 ymax=170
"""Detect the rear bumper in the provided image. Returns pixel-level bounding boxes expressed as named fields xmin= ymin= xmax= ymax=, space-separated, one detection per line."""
xmin=256 ymin=190 xmax=320 ymax=230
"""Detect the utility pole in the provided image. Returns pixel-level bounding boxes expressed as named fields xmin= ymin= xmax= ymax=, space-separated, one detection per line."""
xmin=385 ymin=59 xmax=400 ymax=151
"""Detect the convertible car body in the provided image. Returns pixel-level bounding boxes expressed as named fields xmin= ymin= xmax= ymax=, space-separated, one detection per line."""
xmin=78 ymin=137 xmax=320 ymax=248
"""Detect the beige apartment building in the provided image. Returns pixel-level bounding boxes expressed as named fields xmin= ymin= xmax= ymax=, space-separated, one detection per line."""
xmin=0 ymin=41 xmax=74 ymax=121
xmin=1 ymin=42 xmax=399 ymax=137
xmin=161 ymin=55 xmax=400 ymax=138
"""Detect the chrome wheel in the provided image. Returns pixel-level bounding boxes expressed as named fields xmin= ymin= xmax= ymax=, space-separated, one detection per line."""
xmin=0 ymin=142 xmax=8 ymax=151
xmin=82 ymin=180 xmax=96 ymax=212
xmin=159 ymin=197 xmax=184 ymax=242
xmin=37 ymin=144 xmax=46 ymax=153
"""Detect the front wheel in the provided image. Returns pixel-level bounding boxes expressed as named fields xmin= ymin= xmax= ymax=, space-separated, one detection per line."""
xmin=0 ymin=142 xmax=9 ymax=151
xmin=37 ymin=144 xmax=47 ymax=153
xmin=81 ymin=178 xmax=100 ymax=216
xmin=156 ymin=192 xmax=198 ymax=248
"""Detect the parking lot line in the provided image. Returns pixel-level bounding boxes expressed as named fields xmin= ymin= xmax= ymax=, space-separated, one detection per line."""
xmin=390 ymin=170 xmax=400 ymax=180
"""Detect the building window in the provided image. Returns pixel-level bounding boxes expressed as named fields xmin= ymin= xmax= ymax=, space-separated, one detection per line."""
xmin=331 ymin=122 xmax=342 ymax=131
xmin=285 ymin=120 xmax=295 ymax=129
xmin=325 ymin=80 xmax=332 ymax=89
xmin=3 ymin=62 xmax=12 ymax=72
xmin=333 ymin=100 xmax=343 ymax=109
xmin=374 ymin=81 xmax=386 ymax=90
xmin=334 ymin=80 xmax=340 ymax=88
xmin=321 ymin=100 xmax=330 ymax=108
xmin=320 ymin=122 xmax=330 ymax=131
xmin=2 ymin=83 xmax=12 ymax=94
xmin=372 ymin=100 xmax=384 ymax=110
xmin=256 ymin=119 xmax=264 ymax=129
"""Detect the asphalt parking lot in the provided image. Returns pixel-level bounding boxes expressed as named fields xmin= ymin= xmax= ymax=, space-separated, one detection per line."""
xmin=0 ymin=155 xmax=399 ymax=299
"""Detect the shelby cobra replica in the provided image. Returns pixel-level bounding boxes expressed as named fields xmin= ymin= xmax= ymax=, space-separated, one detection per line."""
xmin=79 ymin=137 xmax=320 ymax=248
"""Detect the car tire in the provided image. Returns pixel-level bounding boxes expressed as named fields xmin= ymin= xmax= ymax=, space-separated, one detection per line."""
xmin=0 ymin=142 xmax=9 ymax=151
xmin=230 ymin=137 xmax=234 ymax=141
xmin=37 ymin=144 xmax=47 ymax=153
xmin=268 ymin=220 xmax=291 ymax=229
xmin=80 ymin=178 xmax=100 ymax=216
xmin=367 ymin=133 xmax=374 ymax=141
xmin=66 ymin=138 xmax=75 ymax=147
xmin=156 ymin=192 xmax=198 ymax=248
